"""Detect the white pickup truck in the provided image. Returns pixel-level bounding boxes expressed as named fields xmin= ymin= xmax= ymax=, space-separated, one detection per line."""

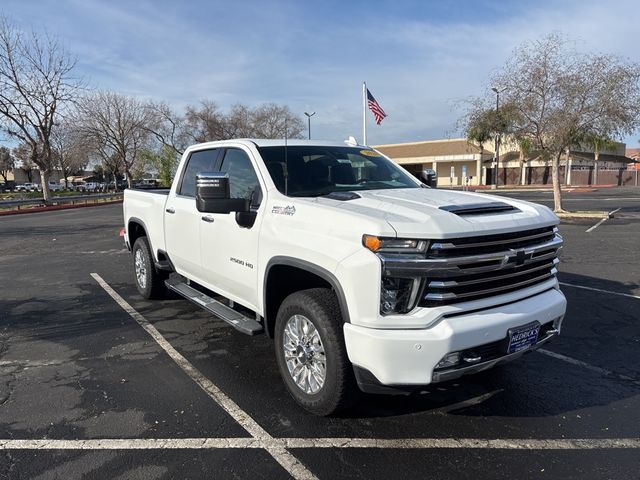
xmin=123 ymin=139 xmax=566 ymax=415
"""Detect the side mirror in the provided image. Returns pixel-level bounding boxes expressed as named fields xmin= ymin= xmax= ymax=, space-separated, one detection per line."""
xmin=419 ymin=169 xmax=437 ymax=188
xmin=196 ymin=172 xmax=248 ymax=213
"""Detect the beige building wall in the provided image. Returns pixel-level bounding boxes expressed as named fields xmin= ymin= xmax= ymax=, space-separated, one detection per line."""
xmin=376 ymin=137 xmax=631 ymax=187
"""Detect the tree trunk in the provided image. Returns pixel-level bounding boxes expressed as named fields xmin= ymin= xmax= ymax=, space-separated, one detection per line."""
xmin=519 ymin=149 xmax=525 ymax=186
xmin=551 ymin=151 xmax=564 ymax=213
xmin=39 ymin=169 xmax=52 ymax=205
xmin=594 ymin=150 xmax=599 ymax=185
xmin=125 ymin=165 xmax=133 ymax=189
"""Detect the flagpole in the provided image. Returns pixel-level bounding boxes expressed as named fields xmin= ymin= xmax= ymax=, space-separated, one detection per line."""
xmin=362 ymin=81 xmax=367 ymax=146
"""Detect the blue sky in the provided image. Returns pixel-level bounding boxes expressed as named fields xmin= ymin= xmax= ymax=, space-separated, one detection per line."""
xmin=3 ymin=0 xmax=639 ymax=147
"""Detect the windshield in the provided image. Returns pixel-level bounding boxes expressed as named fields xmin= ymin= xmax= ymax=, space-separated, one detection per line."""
xmin=257 ymin=146 xmax=419 ymax=197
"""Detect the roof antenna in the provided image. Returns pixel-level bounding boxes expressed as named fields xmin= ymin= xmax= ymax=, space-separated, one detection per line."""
xmin=284 ymin=118 xmax=289 ymax=195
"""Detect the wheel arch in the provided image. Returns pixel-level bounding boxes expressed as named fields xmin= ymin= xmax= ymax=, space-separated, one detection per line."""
xmin=263 ymin=256 xmax=351 ymax=338
xmin=127 ymin=217 xmax=154 ymax=259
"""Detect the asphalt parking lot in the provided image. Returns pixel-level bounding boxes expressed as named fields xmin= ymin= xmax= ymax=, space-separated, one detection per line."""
xmin=1 ymin=187 xmax=639 ymax=479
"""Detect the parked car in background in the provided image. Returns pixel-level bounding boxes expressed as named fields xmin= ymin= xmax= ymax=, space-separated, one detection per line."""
xmin=48 ymin=181 xmax=62 ymax=192
xmin=1 ymin=181 xmax=15 ymax=192
xmin=15 ymin=183 xmax=38 ymax=192
xmin=82 ymin=182 xmax=100 ymax=192
xmin=134 ymin=178 xmax=160 ymax=189
xmin=107 ymin=180 xmax=129 ymax=190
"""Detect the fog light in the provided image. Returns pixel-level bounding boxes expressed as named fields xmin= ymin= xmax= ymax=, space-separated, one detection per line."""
xmin=435 ymin=352 xmax=461 ymax=369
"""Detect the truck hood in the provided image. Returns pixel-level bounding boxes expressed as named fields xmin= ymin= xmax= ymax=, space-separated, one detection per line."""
xmin=314 ymin=188 xmax=558 ymax=239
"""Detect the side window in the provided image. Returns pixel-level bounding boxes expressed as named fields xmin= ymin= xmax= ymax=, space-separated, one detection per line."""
xmin=178 ymin=149 xmax=220 ymax=197
xmin=220 ymin=149 xmax=261 ymax=201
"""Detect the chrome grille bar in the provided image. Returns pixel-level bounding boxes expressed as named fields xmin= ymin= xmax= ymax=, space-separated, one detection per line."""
xmin=428 ymin=258 xmax=559 ymax=289
xmin=381 ymin=235 xmax=562 ymax=278
xmin=377 ymin=226 xmax=563 ymax=308
xmin=431 ymin=227 xmax=558 ymax=251
xmin=424 ymin=269 xmax=557 ymax=302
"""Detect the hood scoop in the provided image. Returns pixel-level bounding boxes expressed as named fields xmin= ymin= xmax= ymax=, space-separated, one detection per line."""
xmin=324 ymin=191 xmax=361 ymax=201
xmin=439 ymin=201 xmax=519 ymax=216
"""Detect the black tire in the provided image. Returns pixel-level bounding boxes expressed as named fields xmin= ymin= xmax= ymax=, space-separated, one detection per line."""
xmin=274 ymin=288 xmax=358 ymax=416
xmin=132 ymin=237 xmax=167 ymax=299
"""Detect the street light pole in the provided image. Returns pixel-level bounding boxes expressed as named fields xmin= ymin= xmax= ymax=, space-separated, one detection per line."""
xmin=304 ymin=111 xmax=316 ymax=140
xmin=491 ymin=86 xmax=507 ymax=189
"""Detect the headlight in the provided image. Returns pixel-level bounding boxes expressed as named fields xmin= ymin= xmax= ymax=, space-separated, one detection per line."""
xmin=380 ymin=277 xmax=422 ymax=315
xmin=362 ymin=235 xmax=428 ymax=254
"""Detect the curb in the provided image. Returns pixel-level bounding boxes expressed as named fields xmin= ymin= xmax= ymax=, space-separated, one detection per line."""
xmin=468 ymin=184 xmax=619 ymax=193
xmin=556 ymin=211 xmax=610 ymax=220
xmin=0 ymin=199 xmax=123 ymax=216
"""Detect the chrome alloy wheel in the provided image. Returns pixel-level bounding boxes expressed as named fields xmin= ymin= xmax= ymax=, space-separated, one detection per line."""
xmin=282 ymin=314 xmax=326 ymax=394
xmin=134 ymin=248 xmax=147 ymax=289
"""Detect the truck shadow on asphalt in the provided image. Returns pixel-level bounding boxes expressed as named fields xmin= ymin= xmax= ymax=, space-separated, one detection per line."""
xmin=0 ymin=272 xmax=637 ymax=427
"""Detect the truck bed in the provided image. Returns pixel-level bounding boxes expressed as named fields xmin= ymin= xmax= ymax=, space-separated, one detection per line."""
xmin=129 ymin=188 xmax=171 ymax=194
xmin=123 ymin=188 xmax=168 ymax=256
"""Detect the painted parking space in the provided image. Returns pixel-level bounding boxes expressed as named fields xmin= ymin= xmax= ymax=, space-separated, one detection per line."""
xmin=1 ymin=191 xmax=640 ymax=478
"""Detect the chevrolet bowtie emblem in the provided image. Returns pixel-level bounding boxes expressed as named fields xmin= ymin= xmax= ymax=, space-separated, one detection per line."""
xmin=510 ymin=248 xmax=530 ymax=266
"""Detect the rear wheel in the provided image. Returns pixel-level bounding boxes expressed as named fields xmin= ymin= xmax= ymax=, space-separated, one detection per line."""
xmin=132 ymin=236 xmax=167 ymax=299
xmin=275 ymin=288 xmax=358 ymax=416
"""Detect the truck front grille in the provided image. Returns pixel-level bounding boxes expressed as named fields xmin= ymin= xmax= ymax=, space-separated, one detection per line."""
xmin=418 ymin=226 xmax=561 ymax=307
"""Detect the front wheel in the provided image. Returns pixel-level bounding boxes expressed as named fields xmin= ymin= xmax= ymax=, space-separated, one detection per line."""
xmin=132 ymin=236 xmax=167 ymax=299
xmin=274 ymin=288 xmax=358 ymax=416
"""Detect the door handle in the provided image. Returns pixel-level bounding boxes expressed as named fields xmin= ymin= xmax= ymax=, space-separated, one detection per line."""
xmin=201 ymin=215 xmax=215 ymax=223
xmin=166 ymin=207 xmax=175 ymax=214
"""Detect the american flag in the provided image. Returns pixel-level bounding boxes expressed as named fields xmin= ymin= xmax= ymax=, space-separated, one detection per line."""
xmin=367 ymin=88 xmax=387 ymax=125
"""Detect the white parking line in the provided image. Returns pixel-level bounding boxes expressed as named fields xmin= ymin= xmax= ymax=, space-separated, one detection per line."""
xmin=90 ymin=273 xmax=317 ymax=480
xmin=559 ymin=282 xmax=640 ymax=300
xmin=537 ymin=349 xmax=640 ymax=385
xmin=1 ymin=437 xmax=639 ymax=450
xmin=585 ymin=217 xmax=608 ymax=233
xmin=584 ymin=207 xmax=621 ymax=233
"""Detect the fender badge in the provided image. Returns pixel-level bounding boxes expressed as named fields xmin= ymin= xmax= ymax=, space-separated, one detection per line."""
xmin=272 ymin=205 xmax=296 ymax=216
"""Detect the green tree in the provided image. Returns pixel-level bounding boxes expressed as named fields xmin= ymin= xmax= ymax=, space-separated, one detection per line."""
xmin=139 ymin=146 xmax=178 ymax=187
xmin=518 ymin=137 xmax=533 ymax=185
xmin=578 ymin=134 xmax=618 ymax=184
xmin=0 ymin=145 xmax=13 ymax=184
xmin=463 ymin=101 xmax=520 ymax=185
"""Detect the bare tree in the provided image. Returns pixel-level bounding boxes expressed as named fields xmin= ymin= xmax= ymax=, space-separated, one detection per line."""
xmin=0 ymin=145 xmax=13 ymax=184
xmin=183 ymin=100 xmax=226 ymax=143
xmin=144 ymin=99 xmax=307 ymax=155
xmin=180 ymin=100 xmax=305 ymax=143
xmin=252 ymin=103 xmax=304 ymax=138
xmin=76 ymin=91 xmax=151 ymax=188
xmin=144 ymin=100 xmax=188 ymax=156
xmin=488 ymin=33 xmax=640 ymax=211
xmin=223 ymin=103 xmax=255 ymax=138
xmin=0 ymin=16 xmax=82 ymax=203
xmin=51 ymin=123 xmax=89 ymax=189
